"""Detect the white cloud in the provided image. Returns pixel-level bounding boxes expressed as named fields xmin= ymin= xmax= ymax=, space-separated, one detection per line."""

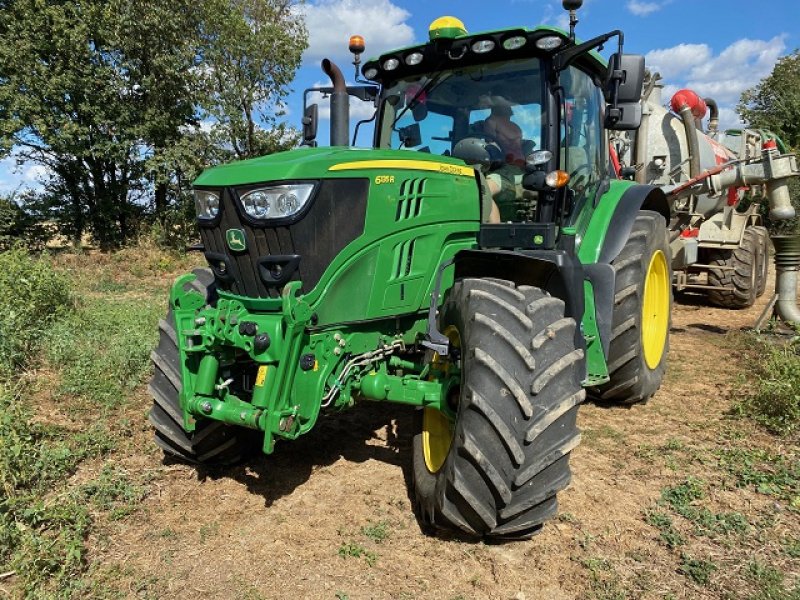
xmin=645 ymin=35 xmax=786 ymax=127
xmin=626 ymin=1 xmax=664 ymax=16
xmin=302 ymin=0 xmax=415 ymax=63
xmin=308 ymin=80 xmax=376 ymax=122
xmin=645 ymin=44 xmax=713 ymax=81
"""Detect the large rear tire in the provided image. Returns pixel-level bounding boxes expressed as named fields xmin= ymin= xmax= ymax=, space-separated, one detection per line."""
xmin=148 ymin=268 xmax=254 ymax=466
xmin=591 ymin=211 xmax=671 ymax=404
xmin=707 ymin=228 xmax=759 ymax=308
xmin=412 ymin=279 xmax=584 ymax=540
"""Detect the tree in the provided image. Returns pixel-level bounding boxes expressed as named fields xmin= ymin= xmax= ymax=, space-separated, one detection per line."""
xmin=198 ymin=0 xmax=307 ymax=160
xmin=0 ymin=0 xmax=308 ymax=250
xmin=739 ymin=50 xmax=800 ymax=151
xmin=739 ymin=50 xmax=800 ymax=233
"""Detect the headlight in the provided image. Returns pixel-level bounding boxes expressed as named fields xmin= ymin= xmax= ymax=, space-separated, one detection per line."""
xmin=238 ymin=184 xmax=315 ymax=220
xmin=194 ymin=189 xmax=220 ymax=219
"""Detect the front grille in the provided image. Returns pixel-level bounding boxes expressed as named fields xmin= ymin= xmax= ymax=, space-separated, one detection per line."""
xmin=200 ymin=179 xmax=369 ymax=298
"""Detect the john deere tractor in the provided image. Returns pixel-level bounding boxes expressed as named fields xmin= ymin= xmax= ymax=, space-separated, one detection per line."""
xmin=149 ymin=2 xmax=675 ymax=540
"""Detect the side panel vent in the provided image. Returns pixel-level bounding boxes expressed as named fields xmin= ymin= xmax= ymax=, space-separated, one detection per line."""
xmin=395 ymin=178 xmax=426 ymax=221
xmin=392 ymin=239 xmax=416 ymax=279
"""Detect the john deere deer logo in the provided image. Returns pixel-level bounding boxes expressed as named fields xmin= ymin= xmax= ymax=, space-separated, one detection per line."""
xmin=226 ymin=228 xmax=247 ymax=252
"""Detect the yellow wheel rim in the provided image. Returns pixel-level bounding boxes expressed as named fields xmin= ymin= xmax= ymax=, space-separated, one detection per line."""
xmin=642 ymin=249 xmax=669 ymax=369
xmin=422 ymin=326 xmax=460 ymax=473
xmin=422 ymin=408 xmax=453 ymax=473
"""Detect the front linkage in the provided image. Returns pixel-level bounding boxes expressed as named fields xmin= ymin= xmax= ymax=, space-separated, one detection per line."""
xmin=169 ymin=274 xmax=458 ymax=455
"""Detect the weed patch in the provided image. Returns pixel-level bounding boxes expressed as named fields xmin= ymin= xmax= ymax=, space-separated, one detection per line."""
xmin=338 ymin=542 xmax=377 ymax=566
xmin=746 ymin=561 xmax=800 ymax=599
xmin=361 ymin=520 xmax=390 ymax=543
xmin=717 ymin=447 xmax=800 ymax=509
xmin=0 ymin=248 xmax=72 ymax=374
xmin=678 ymin=554 xmax=717 ymax=585
xmin=735 ymin=336 xmax=800 ymax=435
xmin=45 ymin=297 xmax=161 ymax=404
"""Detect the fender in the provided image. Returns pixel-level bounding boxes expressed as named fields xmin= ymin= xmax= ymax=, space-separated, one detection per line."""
xmin=452 ymin=248 xmax=586 ymax=353
xmin=577 ymin=182 xmax=669 ymax=357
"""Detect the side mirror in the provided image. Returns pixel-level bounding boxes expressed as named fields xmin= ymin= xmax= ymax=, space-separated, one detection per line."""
xmin=605 ymin=102 xmax=642 ymax=130
xmin=302 ymin=103 xmax=318 ymax=145
xmin=605 ymin=53 xmax=645 ymax=103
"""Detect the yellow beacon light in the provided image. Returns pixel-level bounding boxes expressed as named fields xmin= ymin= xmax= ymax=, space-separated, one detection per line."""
xmin=428 ymin=16 xmax=467 ymax=41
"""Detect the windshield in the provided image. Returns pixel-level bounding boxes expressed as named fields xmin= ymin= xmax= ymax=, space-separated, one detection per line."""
xmin=376 ymin=58 xmax=544 ymax=159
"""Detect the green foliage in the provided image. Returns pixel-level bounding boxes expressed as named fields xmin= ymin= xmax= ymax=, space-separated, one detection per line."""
xmin=739 ymin=51 xmax=800 ymax=151
xmin=746 ymin=561 xmax=800 ymax=600
xmin=80 ymin=465 xmax=147 ymax=520
xmin=678 ymin=554 xmax=717 ymax=585
xmin=45 ymin=297 xmax=161 ymax=404
xmin=735 ymin=338 xmax=800 ymax=435
xmin=716 ymin=447 xmax=800 ymax=508
xmin=0 ymin=0 xmax=307 ymax=249
xmin=197 ymin=0 xmax=307 ymax=160
xmin=661 ymin=477 xmax=705 ymax=509
xmin=0 ymin=384 xmax=114 ymax=595
xmin=360 ymin=520 xmax=390 ymax=543
xmin=0 ymin=193 xmax=54 ymax=251
xmin=739 ymin=51 xmax=800 ymax=234
xmin=338 ymin=542 xmax=378 ymax=566
xmin=0 ymin=248 xmax=72 ymax=374
xmin=644 ymin=510 xmax=685 ymax=549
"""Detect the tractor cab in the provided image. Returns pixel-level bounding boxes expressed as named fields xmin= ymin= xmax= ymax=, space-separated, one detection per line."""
xmin=306 ymin=15 xmax=645 ymax=240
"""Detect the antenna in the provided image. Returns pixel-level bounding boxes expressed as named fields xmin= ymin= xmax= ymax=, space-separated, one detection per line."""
xmin=562 ymin=0 xmax=583 ymax=41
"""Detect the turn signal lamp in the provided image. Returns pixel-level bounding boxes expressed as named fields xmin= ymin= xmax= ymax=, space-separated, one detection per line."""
xmin=545 ymin=170 xmax=570 ymax=188
xmin=429 ymin=16 xmax=467 ymax=41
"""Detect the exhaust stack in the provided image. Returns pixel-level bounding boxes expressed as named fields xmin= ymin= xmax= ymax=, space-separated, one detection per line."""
xmin=322 ymin=59 xmax=349 ymax=147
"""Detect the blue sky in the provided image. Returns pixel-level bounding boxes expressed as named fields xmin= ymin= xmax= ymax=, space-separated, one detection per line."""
xmin=2 ymin=0 xmax=799 ymax=193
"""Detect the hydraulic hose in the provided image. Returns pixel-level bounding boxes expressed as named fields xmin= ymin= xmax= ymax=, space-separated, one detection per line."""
xmin=322 ymin=59 xmax=349 ymax=147
xmin=704 ymin=98 xmax=719 ymax=135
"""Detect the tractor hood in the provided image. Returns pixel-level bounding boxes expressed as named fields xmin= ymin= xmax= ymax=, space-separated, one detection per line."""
xmin=194 ymin=147 xmax=475 ymax=187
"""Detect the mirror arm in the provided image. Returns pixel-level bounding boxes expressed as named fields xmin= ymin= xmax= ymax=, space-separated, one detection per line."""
xmin=553 ymin=30 xmax=623 ymax=73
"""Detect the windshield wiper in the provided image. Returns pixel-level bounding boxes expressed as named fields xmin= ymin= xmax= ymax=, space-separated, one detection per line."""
xmin=390 ymin=71 xmax=452 ymax=130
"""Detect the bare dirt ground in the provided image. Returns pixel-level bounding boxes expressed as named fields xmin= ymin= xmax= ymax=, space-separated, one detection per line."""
xmin=25 ymin=265 xmax=800 ymax=599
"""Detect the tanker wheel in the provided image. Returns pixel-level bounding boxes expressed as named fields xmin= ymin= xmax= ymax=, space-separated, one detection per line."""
xmin=707 ymin=228 xmax=759 ymax=308
xmin=148 ymin=268 xmax=255 ymax=466
xmin=412 ymin=278 xmax=585 ymax=540
xmin=590 ymin=211 xmax=671 ymax=405
xmin=752 ymin=225 xmax=770 ymax=297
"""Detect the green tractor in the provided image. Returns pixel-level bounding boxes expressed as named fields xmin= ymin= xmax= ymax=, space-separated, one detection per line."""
xmin=149 ymin=3 xmax=673 ymax=540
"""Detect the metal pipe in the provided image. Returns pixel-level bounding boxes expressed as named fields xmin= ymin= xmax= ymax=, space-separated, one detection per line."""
xmin=704 ymin=98 xmax=719 ymax=135
xmin=678 ymin=105 xmax=701 ymax=179
xmin=321 ymin=59 xmax=349 ymax=147
xmin=772 ymin=234 xmax=800 ymax=324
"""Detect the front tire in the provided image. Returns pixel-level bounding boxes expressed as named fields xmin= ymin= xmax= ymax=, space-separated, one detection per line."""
xmin=591 ymin=211 xmax=671 ymax=404
xmin=148 ymin=268 xmax=253 ymax=466
xmin=412 ymin=279 xmax=585 ymax=540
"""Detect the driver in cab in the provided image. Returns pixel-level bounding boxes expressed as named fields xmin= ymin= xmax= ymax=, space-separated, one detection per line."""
xmin=479 ymin=96 xmax=534 ymax=223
